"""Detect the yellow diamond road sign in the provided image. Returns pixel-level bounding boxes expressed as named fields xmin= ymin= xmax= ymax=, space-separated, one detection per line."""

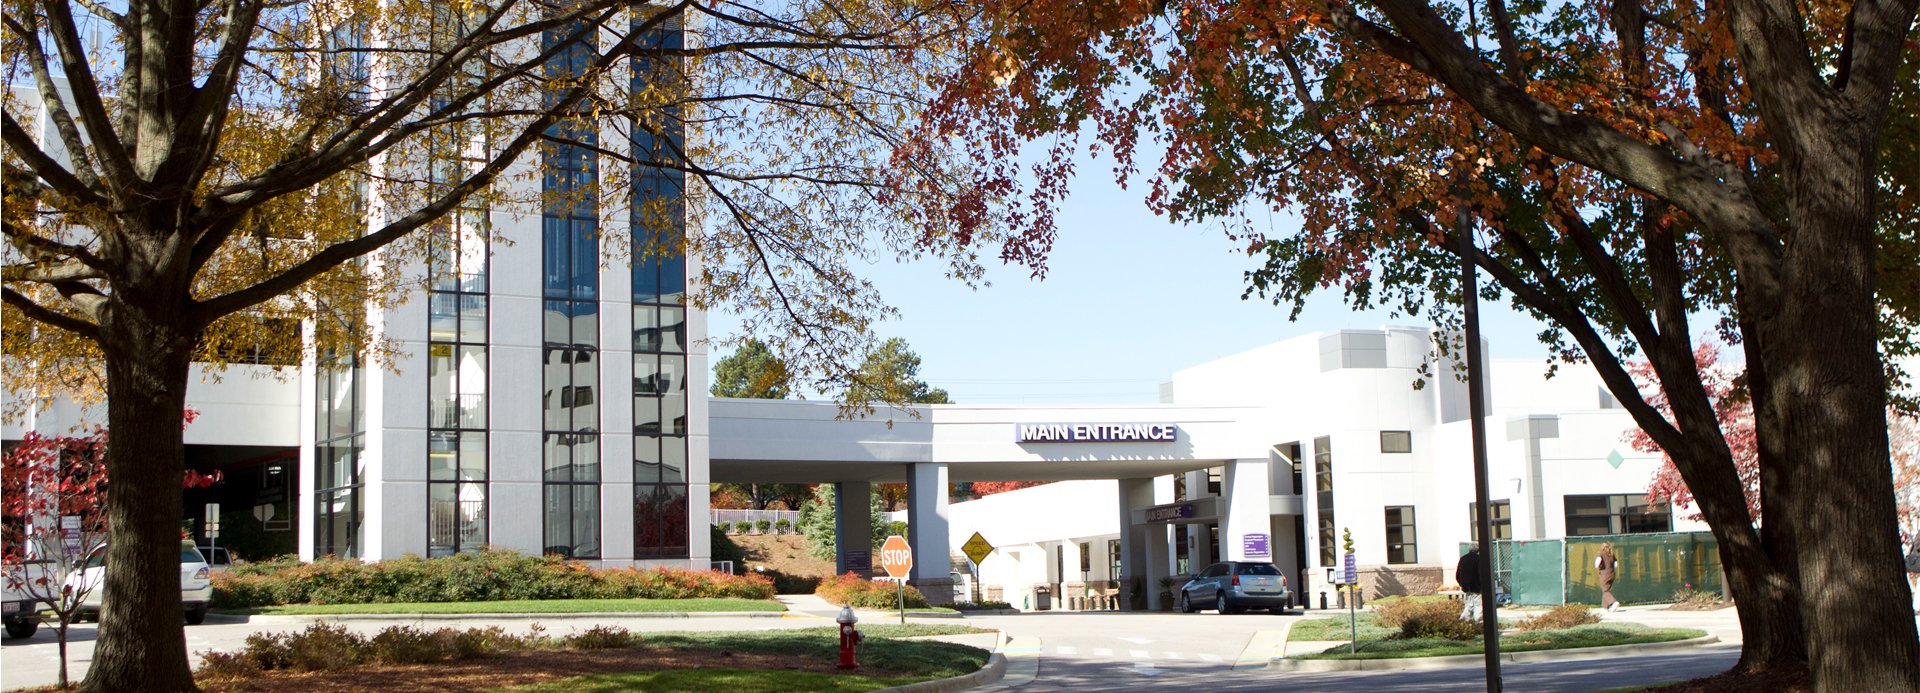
xmin=962 ymin=532 xmax=994 ymax=565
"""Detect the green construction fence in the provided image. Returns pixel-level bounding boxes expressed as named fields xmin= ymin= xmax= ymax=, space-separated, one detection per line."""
xmin=1461 ymin=531 xmax=1723 ymax=606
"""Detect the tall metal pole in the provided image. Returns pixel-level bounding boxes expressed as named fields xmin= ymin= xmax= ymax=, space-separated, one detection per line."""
xmin=1458 ymin=176 xmax=1502 ymax=693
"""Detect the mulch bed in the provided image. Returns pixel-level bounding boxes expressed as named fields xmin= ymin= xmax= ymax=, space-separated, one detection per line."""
xmin=198 ymin=647 xmax=912 ymax=692
xmin=1636 ymin=666 xmax=1813 ymax=693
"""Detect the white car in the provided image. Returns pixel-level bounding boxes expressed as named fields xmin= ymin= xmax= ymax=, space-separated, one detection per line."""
xmin=71 ymin=542 xmax=214 ymax=625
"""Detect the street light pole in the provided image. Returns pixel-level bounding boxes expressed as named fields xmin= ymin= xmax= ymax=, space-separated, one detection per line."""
xmin=1457 ymin=173 xmax=1502 ymax=693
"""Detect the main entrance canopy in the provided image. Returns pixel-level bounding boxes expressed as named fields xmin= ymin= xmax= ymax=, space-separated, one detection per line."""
xmin=709 ymin=399 xmax=1276 ymax=483
xmin=709 ymin=398 xmax=1297 ymax=608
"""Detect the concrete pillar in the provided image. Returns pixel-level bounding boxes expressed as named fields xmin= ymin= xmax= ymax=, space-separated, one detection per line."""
xmin=1190 ymin=525 xmax=1214 ymax=569
xmin=1116 ymin=477 xmax=1155 ymax=609
xmin=834 ymin=480 xmax=873 ymax=576
xmin=907 ymin=462 xmax=955 ymax=603
xmin=1223 ymin=457 xmax=1274 ymax=562
xmin=1507 ymin=416 xmax=1559 ymax=540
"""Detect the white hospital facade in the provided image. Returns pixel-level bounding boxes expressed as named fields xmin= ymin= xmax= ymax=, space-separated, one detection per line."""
xmin=6 ymin=309 xmax=1703 ymax=606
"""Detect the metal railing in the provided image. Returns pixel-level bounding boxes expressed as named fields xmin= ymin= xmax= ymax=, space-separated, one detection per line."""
xmin=710 ymin=509 xmax=801 ymax=527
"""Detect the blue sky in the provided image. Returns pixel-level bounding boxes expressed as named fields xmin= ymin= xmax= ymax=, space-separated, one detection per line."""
xmin=711 ymin=150 xmax=1564 ymax=405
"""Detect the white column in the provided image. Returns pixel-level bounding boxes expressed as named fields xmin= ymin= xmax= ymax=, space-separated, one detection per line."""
xmin=907 ymin=463 xmax=954 ymax=602
xmin=1116 ymin=477 xmax=1154 ymax=610
xmin=1223 ymin=457 xmax=1274 ymax=562
xmin=834 ymin=480 xmax=873 ymax=575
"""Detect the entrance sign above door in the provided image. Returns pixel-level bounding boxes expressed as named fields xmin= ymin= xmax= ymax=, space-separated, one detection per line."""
xmin=1014 ymin=423 xmax=1179 ymax=443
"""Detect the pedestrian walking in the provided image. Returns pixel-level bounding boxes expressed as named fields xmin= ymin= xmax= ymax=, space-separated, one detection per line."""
xmin=1597 ymin=542 xmax=1620 ymax=611
xmin=1456 ymin=543 xmax=1484 ymax=622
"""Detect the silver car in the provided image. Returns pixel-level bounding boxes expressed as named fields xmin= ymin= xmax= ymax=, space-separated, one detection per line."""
xmin=1177 ymin=561 xmax=1291 ymax=614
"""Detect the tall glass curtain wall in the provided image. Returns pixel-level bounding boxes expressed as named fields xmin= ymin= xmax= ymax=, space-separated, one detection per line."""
xmin=1315 ymin=436 xmax=1335 ymax=568
xmin=630 ymin=17 xmax=690 ymax=559
xmin=426 ymin=4 xmax=491 ymax=558
xmin=313 ymin=18 xmax=369 ymax=559
xmin=542 ymin=23 xmax=602 ymax=559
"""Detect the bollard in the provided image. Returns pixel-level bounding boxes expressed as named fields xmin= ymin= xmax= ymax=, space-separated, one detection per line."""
xmin=1319 ymin=590 xmax=1327 ymax=610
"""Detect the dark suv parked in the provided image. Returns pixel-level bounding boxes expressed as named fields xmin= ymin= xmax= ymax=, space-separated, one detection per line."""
xmin=1177 ymin=561 xmax=1290 ymax=614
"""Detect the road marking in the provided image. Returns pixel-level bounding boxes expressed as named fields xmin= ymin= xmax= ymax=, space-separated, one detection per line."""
xmin=1000 ymin=636 xmax=1043 ymax=655
xmin=1233 ymin=629 xmax=1290 ymax=671
xmin=1093 ymin=647 xmax=1113 ymax=657
xmin=1164 ymin=651 xmax=1182 ymax=659
xmin=1129 ymin=649 xmax=1149 ymax=658
xmin=1132 ymin=662 xmax=1161 ymax=676
xmin=1056 ymin=646 xmax=1077 ymax=655
xmin=1119 ymin=636 xmax=1155 ymax=645
xmin=1200 ymin=653 xmax=1224 ymax=662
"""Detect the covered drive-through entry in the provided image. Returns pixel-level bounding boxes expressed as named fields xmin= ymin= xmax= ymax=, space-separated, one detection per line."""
xmin=710 ymin=399 xmax=1303 ymax=606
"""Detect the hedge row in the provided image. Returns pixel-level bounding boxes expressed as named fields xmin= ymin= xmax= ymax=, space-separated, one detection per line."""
xmin=212 ymin=550 xmax=774 ymax=608
xmin=814 ymin=572 xmax=929 ymax=609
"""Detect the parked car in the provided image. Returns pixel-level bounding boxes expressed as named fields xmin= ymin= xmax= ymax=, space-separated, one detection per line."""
xmin=196 ymin=546 xmax=234 ymax=572
xmin=1177 ymin=561 xmax=1290 ymax=614
xmin=69 ymin=542 xmax=214 ymax=625
xmin=2 ymin=559 xmax=51 ymax=639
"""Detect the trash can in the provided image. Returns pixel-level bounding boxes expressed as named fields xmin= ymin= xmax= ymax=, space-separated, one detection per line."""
xmin=1034 ymin=586 xmax=1052 ymax=611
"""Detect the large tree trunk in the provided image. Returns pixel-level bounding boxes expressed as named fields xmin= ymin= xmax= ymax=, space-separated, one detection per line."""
xmin=1762 ymin=111 xmax=1920 ymax=691
xmin=79 ymin=294 xmax=198 ymax=693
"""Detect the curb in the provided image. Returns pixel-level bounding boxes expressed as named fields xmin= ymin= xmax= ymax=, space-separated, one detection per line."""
xmin=1268 ymin=634 xmax=1721 ymax=672
xmin=856 ymin=610 xmax=968 ymax=620
xmin=265 ymin=610 xmax=789 ymax=622
xmin=873 ymin=652 xmax=1008 ymax=693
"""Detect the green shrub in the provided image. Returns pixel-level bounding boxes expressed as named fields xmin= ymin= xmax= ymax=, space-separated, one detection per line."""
xmin=734 ymin=521 xmax=755 ymax=534
xmin=756 ymin=519 xmax=772 ymax=534
xmin=774 ymin=519 xmax=793 ymax=534
xmin=761 ymin=569 xmax=822 ymax=595
xmin=565 ymin=625 xmax=637 ymax=649
xmin=711 ymin=525 xmax=746 ymax=573
xmin=815 ymin=573 xmax=929 ymax=609
xmin=368 ymin=625 xmax=460 ymax=664
xmin=277 ymin=623 xmax=368 ymax=670
xmin=1375 ymin=597 xmax=1478 ymax=641
xmin=1516 ymin=604 xmax=1602 ymax=632
xmin=950 ymin=601 xmax=1012 ymax=611
xmin=211 ymin=549 xmax=773 ymax=607
xmin=196 ymin=650 xmax=262 ymax=680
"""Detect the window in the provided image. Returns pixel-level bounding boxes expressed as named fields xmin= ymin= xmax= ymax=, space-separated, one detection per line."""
xmin=314 ymin=345 xmax=364 ymax=559
xmin=1315 ymin=436 xmax=1336 ymax=566
xmin=1079 ymin=542 xmax=1091 ymax=573
xmin=1206 ymin=467 xmax=1222 ymax=496
xmin=1380 ymin=430 xmax=1412 ymax=453
xmin=1564 ymin=494 xmax=1671 ymax=536
xmin=630 ymin=18 xmax=691 ymax=561
xmin=1469 ymin=501 xmax=1513 ymax=542
xmin=1385 ymin=506 xmax=1417 ymax=564
xmin=1108 ymin=539 xmax=1122 ymax=580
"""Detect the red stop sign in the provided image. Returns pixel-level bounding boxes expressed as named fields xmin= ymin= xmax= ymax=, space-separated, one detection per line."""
xmin=880 ymin=535 xmax=913 ymax=579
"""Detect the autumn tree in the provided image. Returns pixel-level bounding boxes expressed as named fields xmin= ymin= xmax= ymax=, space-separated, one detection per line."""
xmin=850 ymin=337 xmax=951 ymax=405
xmin=711 ymin=338 xmax=793 ymax=399
xmin=1 ymin=0 xmax=1018 ymax=689
xmin=913 ymin=0 xmax=1920 ymax=687
xmin=969 ymin=481 xmax=1046 ymax=498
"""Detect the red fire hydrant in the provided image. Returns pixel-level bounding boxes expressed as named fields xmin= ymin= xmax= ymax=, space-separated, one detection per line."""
xmin=837 ymin=605 xmax=863 ymax=669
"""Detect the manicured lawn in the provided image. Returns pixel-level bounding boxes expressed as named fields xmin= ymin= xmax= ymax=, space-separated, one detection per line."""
xmin=1294 ymin=622 xmax=1707 ymax=660
xmin=220 ymin=597 xmax=785 ymax=616
xmin=785 ymin=623 xmax=992 ymax=638
xmin=490 ymin=668 xmax=916 ymax=692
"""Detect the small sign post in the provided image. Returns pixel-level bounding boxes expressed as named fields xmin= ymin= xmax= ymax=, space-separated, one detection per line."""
xmin=1344 ymin=553 xmax=1358 ymax=653
xmin=880 ymin=535 xmax=913 ymax=624
xmin=961 ymin=532 xmax=994 ymax=605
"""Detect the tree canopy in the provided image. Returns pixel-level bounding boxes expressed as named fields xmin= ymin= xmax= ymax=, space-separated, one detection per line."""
xmin=851 ymin=337 xmax=951 ymax=406
xmin=711 ymin=338 xmax=793 ymax=400
xmin=915 ymin=0 xmax=1920 ymax=686
xmin=1 ymin=0 xmax=1018 ymax=689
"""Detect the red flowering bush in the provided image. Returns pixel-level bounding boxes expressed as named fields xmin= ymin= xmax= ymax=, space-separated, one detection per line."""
xmin=814 ymin=572 xmax=929 ymax=609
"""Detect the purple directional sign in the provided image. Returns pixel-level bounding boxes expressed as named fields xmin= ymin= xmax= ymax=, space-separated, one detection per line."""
xmin=1243 ymin=533 xmax=1271 ymax=558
